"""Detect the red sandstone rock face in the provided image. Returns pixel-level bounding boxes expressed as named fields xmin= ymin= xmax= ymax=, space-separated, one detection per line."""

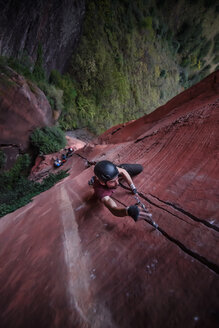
xmin=0 ymin=71 xmax=218 ymax=328
xmin=0 ymin=67 xmax=54 ymax=168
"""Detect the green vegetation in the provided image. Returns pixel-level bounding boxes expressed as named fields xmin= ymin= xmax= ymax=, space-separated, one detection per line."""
xmin=0 ymin=53 xmax=59 ymax=112
xmin=0 ymin=153 xmax=68 ymax=217
xmin=3 ymin=44 xmax=45 ymax=83
xmin=0 ymin=0 xmax=218 ymax=135
xmin=63 ymin=0 xmax=218 ymax=133
xmin=0 ymin=53 xmax=32 ymax=80
xmin=0 ymin=150 xmax=6 ymax=169
xmin=38 ymin=81 xmax=64 ymax=112
xmin=30 ymin=126 xmax=66 ymax=155
xmin=49 ymin=70 xmax=78 ymax=129
xmin=67 ymin=0 xmax=183 ymax=134
xmin=32 ymin=44 xmax=45 ymax=81
xmin=0 ymin=50 xmax=79 ymax=130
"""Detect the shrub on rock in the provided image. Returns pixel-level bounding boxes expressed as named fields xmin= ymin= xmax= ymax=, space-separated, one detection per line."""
xmin=30 ymin=126 xmax=66 ymax=155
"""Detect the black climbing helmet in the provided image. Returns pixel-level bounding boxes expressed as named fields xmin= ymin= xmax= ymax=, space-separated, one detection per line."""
xmin=94 ymin=160 xmax=119 ymax=183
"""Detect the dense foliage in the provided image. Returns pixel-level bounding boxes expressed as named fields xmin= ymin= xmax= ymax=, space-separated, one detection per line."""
xmin=0 ymin=0 xmax=218 ymax=135
xmin=0 ymin=151 xmax=6 ymax=169
xmin=0 ymin=154 xmax=68 ymax=218
xmin=66 ymin=0 xmax=218 ymax=134
xmin=30 ymin=126 xmax=66 ymax=154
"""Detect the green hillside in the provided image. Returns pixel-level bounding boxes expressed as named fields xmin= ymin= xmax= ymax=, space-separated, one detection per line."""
xmin=57 ymin=0 xmax=218 ymax=134
xmin=2 ymin=0 xmax=218 ymax=135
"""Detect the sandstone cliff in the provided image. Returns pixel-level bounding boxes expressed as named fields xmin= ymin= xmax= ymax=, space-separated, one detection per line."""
xmin=0 ymin=67 xmax=54 ymax=169
xmin=0 ymin=71 xmax=218 ymax=327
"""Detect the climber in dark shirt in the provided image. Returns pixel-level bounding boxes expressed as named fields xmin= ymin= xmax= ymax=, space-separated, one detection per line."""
xmin=90 ymin=160 xmax=150 ymax=222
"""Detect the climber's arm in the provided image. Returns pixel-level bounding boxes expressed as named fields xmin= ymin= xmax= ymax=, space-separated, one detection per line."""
xmin=117 ymin=167 xmax=137 ymax=194
xmin=117 ymin=167 xmax=133 ymax=185
xmin=101 ymin=196 xmax=127 ymax=217
xmin=102 ymin=196 xmax=145 ymax=222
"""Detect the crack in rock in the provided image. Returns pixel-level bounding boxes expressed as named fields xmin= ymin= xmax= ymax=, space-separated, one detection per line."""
xmin=149 ymin=193 xmax=219 ymax=232
xmin=71 ymin=157 xmax=219 ymax=274
xmin=137 ymin=192 xmax=219 ymax=275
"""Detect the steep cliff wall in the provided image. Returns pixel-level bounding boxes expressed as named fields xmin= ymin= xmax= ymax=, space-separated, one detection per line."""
xmin=62 ymin=0 xmax=219 ymax=134
xmin=0 ymin=71 xmax=218 ymax=328
xmin=0 ymin=0 xmax=85 ymax=74
xmin=0 ymin=66 xmax=54 ymax=168
xmin=0 ymin=0 xmax=218 ymax=134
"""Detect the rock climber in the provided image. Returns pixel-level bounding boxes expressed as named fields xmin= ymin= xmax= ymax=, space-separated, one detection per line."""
xmin=54 ymin=158 xmax=62 ymax=168
xmin=61 ymin=153 xmax=67 ymax=163
xmin=89 ymin=160 xmax=150 ymax=222
xmin=66 ymin=147 xmax=74 ymax=157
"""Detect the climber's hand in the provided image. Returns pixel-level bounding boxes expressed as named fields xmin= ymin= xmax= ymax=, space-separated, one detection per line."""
xmin=127 ymin=205 xmax=139 ymax=221
xmin=127 ymin=205 xmax=153 ymax=222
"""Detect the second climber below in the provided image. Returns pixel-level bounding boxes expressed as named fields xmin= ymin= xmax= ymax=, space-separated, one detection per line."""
xmin=89 ymin=160 xmax=151 ymax=222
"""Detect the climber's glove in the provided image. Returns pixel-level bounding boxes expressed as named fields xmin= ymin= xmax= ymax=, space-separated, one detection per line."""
xmin=130 ymin=183 xmax=138 ymax=194
xmin=127 ymin=205 xmax=139 ymax=222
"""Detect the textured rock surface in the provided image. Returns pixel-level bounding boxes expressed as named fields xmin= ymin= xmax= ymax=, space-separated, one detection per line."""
xmin=0 ymin=0 xmax=85 ymax=74
xmin=0 ymin=67 xmax=54 ymax=168
xmin=0 ymin=71 xmax=218 ymax=328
